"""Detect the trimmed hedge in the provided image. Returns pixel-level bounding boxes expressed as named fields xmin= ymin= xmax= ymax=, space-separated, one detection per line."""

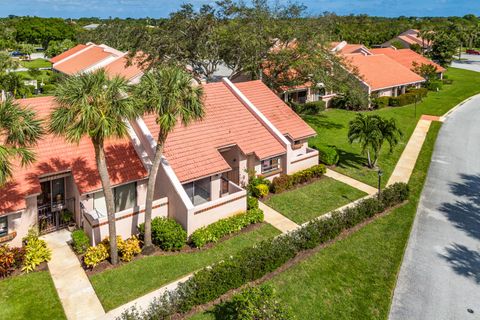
xmin=271 ymin=164 xmax=326 ymax=194
xmin=426 ymin=80 xmax=443 ymax=91
xmin=138 ymin=217 xmax=187 ymax=251
xmin=291 ymin=100 xmax=326 ymax=115
xmin=119 ymin=182 xmax=409 ymax=319
xmin=373 ymin=96 xmax=390 ymax=109
xmin=312 ymin=144 xmax=339 ymax=166
xmin=190 ymin=209 xmax=264 ymax=248
xmin=71 ymin=229 xmax=90 ymax=254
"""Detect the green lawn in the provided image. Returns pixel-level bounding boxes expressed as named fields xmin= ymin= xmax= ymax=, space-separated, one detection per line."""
xmin=264 ymin=176 xmax=367 ymax=224
xmin=306 ymin=67 xmax=480 ymax=187
xmin=190 ymin=121 xmax=441 ymax=320
xmin=0 ymin=271 xmax=66 ymax=320
xmin=20 ymin=59 xmax=52 ymax=69
xmin=91 ymin=223 xmax=280 ymax=311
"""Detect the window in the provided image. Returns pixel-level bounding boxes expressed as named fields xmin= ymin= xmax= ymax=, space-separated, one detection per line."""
xmin=114 ymin=182 xmax=137 ymax=212
xmin=183 ymin=177 xmax=211 ymax=206
xmin=261 ymin=157 xmax=281 ymax=174
xmin=0 ymin=216 xmax=7 ymax=237
xmin=93 ymin=182 xmax=137 ymax=216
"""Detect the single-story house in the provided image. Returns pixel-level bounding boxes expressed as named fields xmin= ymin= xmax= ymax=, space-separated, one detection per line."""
xmin=382 ymin=29 xmax=432 ymax=52
xmin=0 ymin=47 xmax=319 ymax=245
xmin=369 ymin=47 xmax=445 ymax=79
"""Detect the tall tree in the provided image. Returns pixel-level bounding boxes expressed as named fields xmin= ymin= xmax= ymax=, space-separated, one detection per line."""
xmin=50 ymin=69 xmax=138 ymax=264
xmin=0 ymin=97 xmax=43 ymax=186
xmin=348 ymin=114 xmax=402 ymax=168
xmin=133 ymin=66 xmax=204 ymax=251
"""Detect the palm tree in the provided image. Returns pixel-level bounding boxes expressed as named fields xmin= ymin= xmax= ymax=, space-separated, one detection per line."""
xmin=134 ymin=66 xmax=204 ymax=251
xmin=0 ymin=97 xmax=43 ymax=186
xmin=348 ymin=114 xmax=402 ymax=168
xmin=50 ymin=69 xmax=138 ymax=264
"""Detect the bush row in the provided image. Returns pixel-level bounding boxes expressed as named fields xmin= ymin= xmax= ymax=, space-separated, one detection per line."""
xmin=290 ymin=100 xmax=326 ymax=115
xmin=373 ymin=88 xmax=429 ymax=108
xmin=139 ymin=217 xmax=187 ymax=251
xmin=84 ymin=236 xmax=142 ymax=268
xmin=190 ymin=209 xmax=264 ymax=248
xmin=119 ymin=182 xmax=409 ymax=319
xmin=271 ymin=164 xmax=326 ymax=194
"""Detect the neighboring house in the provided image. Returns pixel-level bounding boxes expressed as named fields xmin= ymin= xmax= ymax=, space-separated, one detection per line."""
xmin=369 ymin=47 xmax=446 ymax=79
xmin=342 ymin=53 xmax=425 ymax=97
xmin=382 ymin=29 xmax=432 ymax=52
xmin=0 ymin=97 xmax=168 ymax=246
xmin=82 ymin=23 xmax=100 ymax=31
xmin=51 ymin=42 xmax=145 ymax=84
xmin=0 ymin=45 xmax=319 ymax=245
xmin=330 ymin=41 xmax=426 ymax=97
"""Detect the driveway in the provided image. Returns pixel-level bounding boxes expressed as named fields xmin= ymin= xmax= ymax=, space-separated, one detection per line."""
xmin=451 ymin=53 xmax=480 ymax=72
xmin=389 ymin=95 xmax=480 ymax=320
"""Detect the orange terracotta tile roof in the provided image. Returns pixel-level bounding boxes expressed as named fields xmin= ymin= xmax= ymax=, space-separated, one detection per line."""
xmin=104 ymin=54 xmax=145 ymax=81
xmin=50 ymin=44 xmax=88 ymax=63
xmin=53 ymin=46 xmax=114 ymax=75
xmin=369 ymin=48 xmax=446 ymax=73
xmin=0 ymin=96 xmax=147 ymax=215
xmin=143 ymin=82 xmax=286 ymax=183
xmin=344 ymin=54 xmax=425 ymax=91
xmin=235 ymin=80 xmax=316 ymax=140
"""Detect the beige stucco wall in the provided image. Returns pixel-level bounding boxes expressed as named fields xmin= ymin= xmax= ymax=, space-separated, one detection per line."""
xmin=188 ymin=187 xmax=247 ymax=235
xmin=6 ymin=196 xmax=38 ymax=247
xmin=289 ymin=147 xmax=319 ymax=173
xmin=83 ymin=197 xmax=168 ymax=245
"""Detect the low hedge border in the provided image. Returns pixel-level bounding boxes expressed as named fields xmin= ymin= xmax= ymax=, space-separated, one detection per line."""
xmin=190 ymin=209 xmax=264 ymax=248
xmin=270 ymin=164 xmax=326 ymax=194
xmin=119 ymin=182 xmax=409 ymax=320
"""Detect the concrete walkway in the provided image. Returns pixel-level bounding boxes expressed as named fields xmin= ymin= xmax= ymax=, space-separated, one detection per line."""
xmin=387 ymin=118 xmax=432 ymax=186
xmin=325 ymin=169 xmax=378 ymax=195
xmin=259 ymin=202 xmax=300 ymax=233
xmin=42 ymin=229 xmax=105 ymax=320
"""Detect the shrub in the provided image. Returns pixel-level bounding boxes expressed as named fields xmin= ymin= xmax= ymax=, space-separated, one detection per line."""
xmin=373 ymin=96 xmax=390 ymax=109
xmin=0 ymin=245 xmax=25 ymax=278
xmin=425 ymin=80 xmax=443 ymax=91
xmin=247 ymin=196 xmax=259 ymax=210
xmin=22 ymin=237 xmax=52 ymax=273
xmin=212 ymin=285 xmax=294 ymax=320
xmin=313 ymin=144 xmax=339 ymax=166
xmin=271 ymin=164 xmax=326 ymax=194
xmin=247 ymin=175 xmax=271 ymax=198
xmin=71 ymin=229 xmax=90 ymax=254
xmin=190 ymin=209 xmax=264 ymax=248
xmin=118 ymin=236 xmax=142 ymax=262
xmin=407 ymin=87 xmax=428 ymax=98
xmin=291 ymin=100 xmax=325 ymax=115
xmin=42 ymin=84 xmax=56 ymax=93
xmin=119 ymin=183 xmax=409 ymax=319
xmin=255 ymin=184 xmax=269 ymax=198
xmin=442 ymin=78 xmax=453 ymax=85
xmin=139 ymin=217 xmax=187 ymax=251
xmin=84 ymin=243 xmax=109 ymax=269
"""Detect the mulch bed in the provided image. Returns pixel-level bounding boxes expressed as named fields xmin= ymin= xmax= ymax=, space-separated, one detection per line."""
xmin=0 ymin=261 xmax=49 ymax=282
xmin=82 ymin=222 xmax=265 ymax=276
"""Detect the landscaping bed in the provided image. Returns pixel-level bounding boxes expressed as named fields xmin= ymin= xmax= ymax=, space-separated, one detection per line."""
xmin=90 ymin=223 xmax=280 ymax=311
xmin=306 ymin=68 xmax=480 ymax=187
xmin=264 ymin=176 xmax=367 ymax=224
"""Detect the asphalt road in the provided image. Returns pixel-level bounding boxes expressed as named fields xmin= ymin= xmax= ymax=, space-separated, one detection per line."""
xmin=452 ymin=53 xmax=480 ymax=72
xmin=389 ymin=94 xmax=480 ymax=320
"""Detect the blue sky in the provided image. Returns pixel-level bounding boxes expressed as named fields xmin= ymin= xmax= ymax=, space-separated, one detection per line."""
xmin=1 ymin=0 xmax=479 ymax=18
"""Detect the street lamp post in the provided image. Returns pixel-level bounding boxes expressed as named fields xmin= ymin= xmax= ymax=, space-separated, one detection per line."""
xmin=377 ymin=169 xmax=383 ymax=200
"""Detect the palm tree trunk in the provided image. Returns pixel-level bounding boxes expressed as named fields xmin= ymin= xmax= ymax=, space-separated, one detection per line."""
xmin=143 ymin=130 xmax=167 ymax=251
xmin=93 ymin=141 xmax=118 ymax=265
xmin=367 ymin=149 xmax=373 ymax=168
